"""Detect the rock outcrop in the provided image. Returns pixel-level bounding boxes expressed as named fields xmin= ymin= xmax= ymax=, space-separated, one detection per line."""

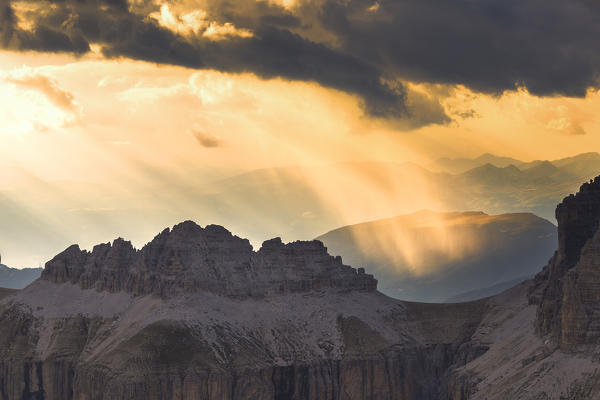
xmin=41 ymin=221 xmax=377 ymax=298
xmin=533 ymin=176 xmax=600 ymax=348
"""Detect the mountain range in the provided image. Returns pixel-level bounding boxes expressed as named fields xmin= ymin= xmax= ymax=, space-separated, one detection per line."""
xmin=0 ymin=176 xmax=599 ymax=399
xmin=195 ymin=152 xmax=600 ymax=242
xmin=429 ymin=152 xmax=600 ymax=175
xmin=0 ymin=259 xmax=41 ymax=289
xmin=0 ymin=152 xmax=598 ymax=273
xmin=316 ymin=211 xmax=557 ymax=302
xmin=0 ymin=211 xmax=558 ymax=303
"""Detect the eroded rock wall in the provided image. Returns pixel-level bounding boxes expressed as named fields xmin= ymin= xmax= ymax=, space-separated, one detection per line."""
xmin=41 ymin=222 xmax=377 ymax=299
xmin=534 ymin=176 xmax=600 ymax=348
xmin=0 ymin=304 xmax=486 ymax=400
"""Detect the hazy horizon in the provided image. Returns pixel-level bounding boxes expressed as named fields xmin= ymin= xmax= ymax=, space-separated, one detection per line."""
xmin=2 ymin=0 xmax=600 ymax=269
xmin=0 ymin=149 xmax=591 ymax=269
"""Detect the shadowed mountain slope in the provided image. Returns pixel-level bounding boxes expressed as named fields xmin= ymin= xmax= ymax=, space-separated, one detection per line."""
xmin=0 ymin=261 xmax=41 ymax=289
xmin=316 ymin=211 xmax=556 ymax=302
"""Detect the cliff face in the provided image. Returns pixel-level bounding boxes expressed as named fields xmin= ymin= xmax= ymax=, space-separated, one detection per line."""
xmin=0 ymin=279 xmax=487 ymax=400
xmin=533 ymin=176 xmax=600 ymax=348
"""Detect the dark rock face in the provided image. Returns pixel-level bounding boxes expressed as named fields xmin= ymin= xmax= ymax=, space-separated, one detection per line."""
xmin=0 ymin=300 xmax=488 ymax=400
xmin=534 ymin=176 xmax=600 ymax=348
xmin=41 ymin=221 xmax=377 ymax=298
xmin=556 ymin=178 xmax=600 ymax=269
xmin=0 ymin=348 xmax=467 ymax=400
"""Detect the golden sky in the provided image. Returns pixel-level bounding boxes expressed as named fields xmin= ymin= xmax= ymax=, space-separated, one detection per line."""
xmin=1 ymin=0 xmax=600 ymax=267
xmin=2 ymin=50 xmax=598 ymax=180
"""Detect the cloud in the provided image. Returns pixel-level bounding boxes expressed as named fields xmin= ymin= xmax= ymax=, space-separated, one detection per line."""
xmin=545 ymin=116 xmax=586 ymax=136
xmin=0 ymin=0 xmax=88 ymax=53
xmin=3 ymin=0 xmax=600 ymax=127
xmin=367 ymin=3 xmax=380 ymax=12
xmin=455 ymin=110 xmax=480 ymax=120
xmin=0 ymin=0 xmax=413 ymax=123
xmin=313 ymin=0 xmax=600 ymax=97
xmin=5 ymin=69 xmax=77 ymax=112
xmin=149 ymin=5 xmax=208 ymax=36
xmin=546 ymin=119 xmax=586 ymax=135
xmin=149 ymin=4 xmax=253 ymax=40
xmin=203 ymin=22 xmax=254 ymax=40
xmin=401 ymin=84 xmax=451 ymax=129
xmin=0 ymin=67 xmax=80 ymax=132
xmin=191 ymin=126 xmax=222 ymax=147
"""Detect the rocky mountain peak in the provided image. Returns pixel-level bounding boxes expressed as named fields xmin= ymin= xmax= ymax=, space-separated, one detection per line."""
xmin=41 ymin=221 xmax=376 ymax=298
xmin=534 ymin=176 xmax=600 ymax=348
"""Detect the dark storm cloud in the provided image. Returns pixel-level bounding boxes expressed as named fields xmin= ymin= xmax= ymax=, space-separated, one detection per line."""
xmin=314 ymin=0 xmax=600 ymax=97
xmin=100 ymin=22 xmax=407 ymax=117
xmin=0 ymin=0 xmax=412 ymax=120
xmin=0 ymin=0 xmax=89 ymax=52
xmin=2 ymin=0 xmax=600 ymax=125
xmin=200 ymin=0 xmax=600 ymax=97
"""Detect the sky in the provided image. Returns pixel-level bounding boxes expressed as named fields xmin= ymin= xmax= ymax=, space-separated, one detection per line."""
xmin=1 ymin=0 xmax=600 ymax=267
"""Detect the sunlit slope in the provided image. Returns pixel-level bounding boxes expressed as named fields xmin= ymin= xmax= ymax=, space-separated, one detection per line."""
xmin=316 ymin=211 xmax=557 ymax=302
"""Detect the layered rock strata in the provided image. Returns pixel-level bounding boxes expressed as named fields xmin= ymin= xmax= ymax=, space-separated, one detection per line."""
xmin=533 ymin=176 xmax=600 ymax=348
xmin=41 ymin=222 xmax=377 ymax=298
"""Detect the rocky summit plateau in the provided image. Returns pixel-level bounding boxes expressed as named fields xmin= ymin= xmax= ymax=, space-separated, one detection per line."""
xmin=2 ymin=178 xmax=600 ymax=399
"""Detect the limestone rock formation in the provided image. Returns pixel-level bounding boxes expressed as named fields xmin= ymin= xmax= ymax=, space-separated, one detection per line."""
xmin=41 ymin=221 xmax=377 ymax=298
xmin=533 ymin=176 xmax=600 ymax=348
xmin=2 ymin=177 xmax=600 ymax=399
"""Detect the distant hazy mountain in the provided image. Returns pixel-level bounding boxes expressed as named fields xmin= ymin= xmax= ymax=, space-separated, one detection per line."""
xmin=428 ymin=153 xmax=526 ymax=174
xmin=1 ymin=152 xmax=598 ymax=267
xmin=191 ymin=161 xmax=444 ymax=244
xmin=316 ymin=211 xmax=557 ymax=302
xmin=199 ymin=152 xmax=600 ymax=240
xmin=441 ymin=153 xmax=600 ymax=221
xmin=549 ymin=152 xmax=600 ymax=179
xmin=0 ymin=262 xmax=41 ymax=289
xmin=432 ymin=151 xmax=600 ymax=177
